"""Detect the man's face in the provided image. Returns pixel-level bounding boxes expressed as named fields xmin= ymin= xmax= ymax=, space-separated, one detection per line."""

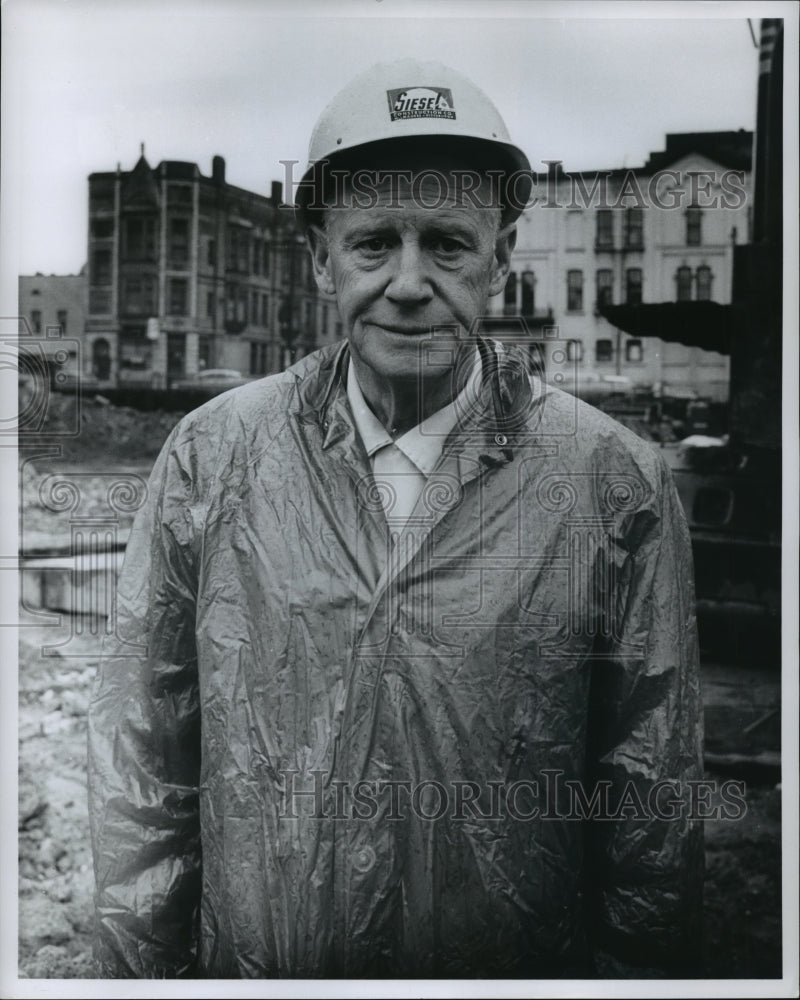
xmin=308 ymin=170 xmax=514 ymax=387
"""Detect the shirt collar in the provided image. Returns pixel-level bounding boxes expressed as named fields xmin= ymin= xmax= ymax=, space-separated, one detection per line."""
xmin=346 ymin=348 xmax=482 ymax=475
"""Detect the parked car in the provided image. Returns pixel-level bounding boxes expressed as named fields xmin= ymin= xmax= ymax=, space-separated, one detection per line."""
xmin=170 ymin=369 xmax=254 ymax=393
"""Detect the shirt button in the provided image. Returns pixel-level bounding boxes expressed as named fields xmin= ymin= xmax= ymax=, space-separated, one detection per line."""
xmin=495 ymin=433 xmax=508 ymax=446
xmin=353 ymin=846 xmax=376 ymax=873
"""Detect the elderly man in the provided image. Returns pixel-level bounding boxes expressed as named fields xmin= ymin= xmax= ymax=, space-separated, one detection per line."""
xmin=88 ymin=59 xmax=703 ymax=979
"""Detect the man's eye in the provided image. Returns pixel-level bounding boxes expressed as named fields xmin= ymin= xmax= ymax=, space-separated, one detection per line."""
xmin=358 ymin=237 xmax=390 ymax=253
xmin=433 ymin=237 xmax=466 ymax=255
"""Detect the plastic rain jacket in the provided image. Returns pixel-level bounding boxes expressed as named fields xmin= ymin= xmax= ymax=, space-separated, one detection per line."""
xmin=88 ymin=338 xmax=704 ymax=979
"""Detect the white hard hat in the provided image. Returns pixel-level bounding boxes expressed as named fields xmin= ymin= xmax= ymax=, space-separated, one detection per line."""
xmin=296 ymin=58 xmax=532 ymax=225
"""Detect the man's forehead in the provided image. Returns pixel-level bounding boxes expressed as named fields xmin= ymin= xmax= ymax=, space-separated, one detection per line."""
xmin=324 ymin=166 xmax=502 ymax=223
xmin=327 ymin=199 xmax=494 ymax=232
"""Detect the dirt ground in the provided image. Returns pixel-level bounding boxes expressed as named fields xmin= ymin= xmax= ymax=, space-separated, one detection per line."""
xmin=15 ymin=395 xmax=785 ymax=981
xmin=17 ymin=620 xmax=784 ymax=981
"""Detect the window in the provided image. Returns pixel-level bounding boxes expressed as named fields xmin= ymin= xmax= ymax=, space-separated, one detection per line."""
xmin=625 ymin=338 xmax=644 ymax=363
xmin=696 ymin=266 xmax=713 ymax=301
xmin=225 ymin=284 xmax=248 ymax=325
xmin=119 ymin=330 xmax=153 ymax=372
xmin=596 ymin=210 xmax=614 ymax=249
xmin=124 ymin=217 xmax=156 ymax=260
xmin=261 ymin=293 xmax=270 ymax=327
xmin=207 ymin=239 xmax=216 ymax=268
xmin=567 ymin=339 xmax=583 ymax=362
xmin=30 ymin=310 xmax=41 ymax=334
xmin=198 ymin=335 xmax=212 ymax=371
xmin=249 ymin=341 xmax=268 ymax=375
xmin=262 ymin=241 xmax=270 ymax=277
xmin=686 ymin=208 xmax=702 ymax=246
xmin=504 ymin=272 xmax=517 ymax=315
xmin=596 ymin=269 xmax=613 ymax=308
xmin=304 ymin=299 xmax=313 ymax=329
xmin=122 ymin=276 xmax=157 ymax=315
xmin=566 ymin=211 xmax=583 ymax=249
xmin=89 ymin=289 xmax=112 ymax=314
xmin=321 ymin=303 xmax=329 ymax=336
xmin=239 ymin=234 xmax=250 ymax=273
xmin=92 ymin=249 xmax=112 ymax=285
xmin=206 ymin=290 xmax=215 ymax=318
xmin=90 ymin=188 xmax=114 ymax=213
xmin=252 ymin=240 xmax=261 ymax=275
xmin=520 ymin=271 xmax=535 ymax=315
xmin=168 ymin=278 xmax=188 ymax=316
xmin=169 ymin=218 xmax=190 ymax=267
xmin=167 ymin=185 xmax=192 ymax=207
xmin=56 ymin=310 xmax=67 ymax=334
xmin=567 ymin=270 xmax=583 ymax=312
xmin=623 ymin=208 xmax=643 ymax=250
xmin=676 ymin=266 xmax=692 ymax=302
xmin=227 ymin=227 xmax=250 ymax=273
xmin=596 ymin=339 xmax=613 ymax=362
xmin=625 ymin=268 xmax=642 ymax=305
xmin=91 ymin=219 xmax=114 ymax=239
xmin=252 ymin=290 xmax=259 ymax=325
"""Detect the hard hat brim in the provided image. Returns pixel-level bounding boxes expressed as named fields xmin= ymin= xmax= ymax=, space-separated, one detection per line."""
xmin=294 ymin=134 xmax=533 ymax=230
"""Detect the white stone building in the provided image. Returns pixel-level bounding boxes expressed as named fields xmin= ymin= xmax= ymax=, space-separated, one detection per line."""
xmin=488 ymin=131 xmax=753 ymax=403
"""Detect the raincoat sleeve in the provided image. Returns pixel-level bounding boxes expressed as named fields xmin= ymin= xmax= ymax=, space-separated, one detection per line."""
xmin=87 ymin=427 xmax=203 ymax=978
xmin=585 ymin=451 xmax=704 ymax=977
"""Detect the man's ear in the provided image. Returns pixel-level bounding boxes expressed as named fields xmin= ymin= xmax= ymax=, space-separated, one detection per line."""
xmin=306 ymin=224 xmax=336 ymax=296
xmin=488 ymin=223 xmax=517 ymax=297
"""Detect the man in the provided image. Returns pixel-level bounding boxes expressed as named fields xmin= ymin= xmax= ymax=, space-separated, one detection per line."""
xmin=88 ymin=59 xmax=703 ymax=978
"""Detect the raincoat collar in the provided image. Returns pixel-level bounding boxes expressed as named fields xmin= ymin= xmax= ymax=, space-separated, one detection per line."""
xmin=293 ymin=337 xmax=537 ymax=464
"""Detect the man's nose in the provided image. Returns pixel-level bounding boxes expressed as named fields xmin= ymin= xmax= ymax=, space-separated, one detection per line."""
xmin=385 ymin=242 xmax=433 ymax=304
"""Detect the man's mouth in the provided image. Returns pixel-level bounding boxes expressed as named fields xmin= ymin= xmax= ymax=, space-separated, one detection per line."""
xmin=369 ymin=322 xmax=445 ymax=337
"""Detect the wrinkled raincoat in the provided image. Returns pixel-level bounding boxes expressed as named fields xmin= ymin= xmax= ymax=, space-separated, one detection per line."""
xmin=88 ymin=338 xmax=703 ymax=978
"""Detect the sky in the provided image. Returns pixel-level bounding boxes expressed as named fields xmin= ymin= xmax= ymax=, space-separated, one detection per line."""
xmin=0 ymin=0 xmax=773 ymax=277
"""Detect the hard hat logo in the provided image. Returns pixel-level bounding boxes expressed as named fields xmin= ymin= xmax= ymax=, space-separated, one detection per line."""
xmin=387 ymin=87 xmax=456 ymax=121
xmin=295 ymin=59 xmax=534 ymax=226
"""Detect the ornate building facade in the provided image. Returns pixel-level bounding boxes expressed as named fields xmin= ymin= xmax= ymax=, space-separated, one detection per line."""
xmin=84 ymin=152 xmax=339 ymax=387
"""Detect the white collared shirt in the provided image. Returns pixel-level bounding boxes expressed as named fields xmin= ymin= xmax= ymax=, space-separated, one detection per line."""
xmin=346 ymin=350 xmax=482 ymax=532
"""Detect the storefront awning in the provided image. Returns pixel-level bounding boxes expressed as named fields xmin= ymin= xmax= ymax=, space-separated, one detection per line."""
xmin=598 ymin=302 xmax=732 ymax=355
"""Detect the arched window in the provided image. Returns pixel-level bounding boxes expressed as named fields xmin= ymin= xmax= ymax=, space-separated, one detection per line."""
xmin=676 ymin=266 xmax=692 ymax=302
xmin=504 ymin=272 xmax=517 ymax=315
xmin=92 ymin=338 xmax=111 ymax=381
xmin=625 ymin=268 xmax=642 ymax=305
xmin=696 ymin=266 xmax=713 ymax=301
xmin=623 ymin=208 xmax=644 ymax=250
xmin=596 ymin=269 xmax=613 ymax=308
xmin=520 ymin=271 xmax=535 ymax=315
xmin=625 ymin=339 xmax=643 ymax=363
xmin=596 ymin=339 xmax=613 ymax=363
xmin=567 ymin=339 xmax=583 ymax=362
xmin=567 ymin=270 xmax=584 ymax=312
xmin=686 ymin=208 xmax=702 ymax=246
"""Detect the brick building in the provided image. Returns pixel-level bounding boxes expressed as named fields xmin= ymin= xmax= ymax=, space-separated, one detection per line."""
xmin=84 ymin=152 xmax=339 ymax=388
xmin=18 ymin=271 xmax=87 ymax=383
